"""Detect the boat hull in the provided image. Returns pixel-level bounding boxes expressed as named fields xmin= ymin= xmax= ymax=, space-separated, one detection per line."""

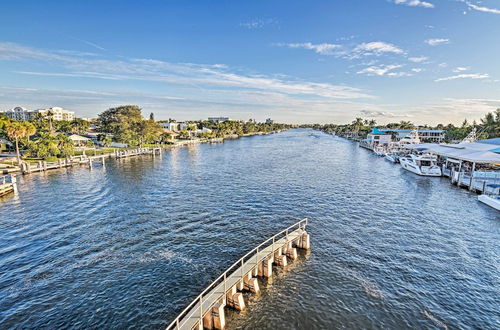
xmin=478 ymin=195 xmax=500 ymax=211
xmin=400 ymin=159 xmax=441 ymax=176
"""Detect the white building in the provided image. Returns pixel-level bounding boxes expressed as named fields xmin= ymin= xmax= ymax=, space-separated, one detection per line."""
xmin=179 ymin=122 xmax=197 ymax=130
xmin=1 ymin=106 xmax=75 ymax=121
xmin=160 ymin=122 xmax=180 ymax=131
xmin=379 ymin=129 xmax=445 ymax=143
xmin=36 ymin=107 xmax=75 ymax=121
xmin=2 ymin=107 xmax=34 ymax=121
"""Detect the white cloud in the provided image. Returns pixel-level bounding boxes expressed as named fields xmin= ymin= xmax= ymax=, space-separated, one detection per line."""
xmin=0 ymin=42 xmax=372 ymax=101
xmin=463 ymin=1 xmax=500 ymax=14
xmin=408 ymin=56 xmax=428 ymax=63
xmin=276 ymin=40 xmax=404 ymax=59
xmin=240 ymin=18 xmax=278 ymax=29
xmin=425 ymin=38 xmax=450 ymax=46
xmin=452 ymin=66 xmax=470 ymax=73
xmin=353 ymin=42 xmax=404 ymax=56
xmin=392 ymin=0 xmax=434 ymax=8
xmin=357 ymin=64 xmax=404 ymax=76
xmin=435 ymin=73 xmax=490 ymax=82
xmin=278 ymin=42 xmax=342 ymax=55
xmin=411 ymin=68 xmax=423 ymax=72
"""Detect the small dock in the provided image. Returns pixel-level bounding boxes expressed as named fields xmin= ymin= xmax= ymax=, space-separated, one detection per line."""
xmin=20 ymin=147 xmax=162 ymax=174
xmin=166 ymin=219 xmax=310 ymax=330
xmin=0 ymin=174 xmax=17 ymax=197
xmin=115 ymin=147 xmax=161 ymax=158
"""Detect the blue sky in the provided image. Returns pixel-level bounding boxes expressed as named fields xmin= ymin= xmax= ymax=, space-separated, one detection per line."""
xmin=0 ymin=0 xmax=500 ymax=124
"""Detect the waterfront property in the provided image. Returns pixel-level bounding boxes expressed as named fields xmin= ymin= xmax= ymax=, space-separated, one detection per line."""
xmin=1 ymin=106 xmax=75 ymax=121
xmin=359 ymin=128 xmax=392 ymax=153
xmin=379 ymin=128 xmax=445 ymax=143
xmin=166 ymin=219 xmax=310 ymax=330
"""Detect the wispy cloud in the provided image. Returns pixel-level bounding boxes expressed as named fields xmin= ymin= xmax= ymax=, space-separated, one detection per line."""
xmin=0 ymin=41 xmax=372 ymax=101
xmin=462 ymin=1 xmax=500 ymax=14
xmin=360 ymin=109 xmax=412 ymax=118
xmin=276 ymin=42 xmax=341 ymax=55
xmin=408 ymin=56 xmax=428 ymax=63
xmin=435 ymin=73 xmax=489 ymax=82
xmin=425 ymin=38 xmax=449 ymax=46
xmin=353 ymin=42 xmax=404 ymax=56
xmin=357 ymin=64 xmax=408 ymax=76
xmin=240 ymin=18 xmax=278 ymax=29
xmin=72 ymin=37 xmax=106 ymax=51
xmin=391 ymin=0 xmax=434 ymax=9
xmin=277 ymin=40 xmax=405 ymax=59
xmin=452 ymin=66 xmax=470 ymax=73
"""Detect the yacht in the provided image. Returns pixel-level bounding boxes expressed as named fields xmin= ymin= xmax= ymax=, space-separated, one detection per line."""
xmin=399 ymin=153 xmax=442 ymax=176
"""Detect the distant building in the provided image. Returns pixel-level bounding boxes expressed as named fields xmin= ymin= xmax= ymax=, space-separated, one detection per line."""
xmin=36 ymin=107 xmax=75 ymax=121
xmin=365 ymin=127 xmax=392 ymax=147
xmin=379 ymin=129 xmax=445 ymax=143
xmin=179 ymin=122 xmax=198 ymax=130
xmin=208 ymin=117 xmax=230 ymax=123
xmin=2 ymin=107 xmax=34 ymax=121
xmin=161 ymin=122 xmax=180 ymax=131
xmin=1 ymin=106 xmax=75 ymax=121
xmin=265 ymin=118 xmax=274 ymax=124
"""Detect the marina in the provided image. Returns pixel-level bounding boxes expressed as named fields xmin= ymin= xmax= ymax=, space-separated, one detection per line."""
xmin=328 ymin=128 xmax=500 ymax=209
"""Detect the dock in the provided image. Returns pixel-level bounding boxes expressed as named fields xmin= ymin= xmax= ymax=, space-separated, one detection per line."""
xmin=0 ymin=174 xmax=17 ymax=197
xmin=20 ymin=147 xmax=162 ymax=174
xmin=166 ymin=218 xmax=311 ymax=330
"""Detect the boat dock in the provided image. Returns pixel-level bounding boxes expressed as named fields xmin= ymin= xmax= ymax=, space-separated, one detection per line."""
xmin=0 ymin=174 xmax=17 ymax=197
xmin=20 ymin=147 xmax=162 ymax=174
xmin=166 ymin=218 xmax=311 ymax=330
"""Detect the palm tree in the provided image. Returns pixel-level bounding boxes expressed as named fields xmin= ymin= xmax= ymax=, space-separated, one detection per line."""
xmin=5 ymin=121 xmax=36 ymax=165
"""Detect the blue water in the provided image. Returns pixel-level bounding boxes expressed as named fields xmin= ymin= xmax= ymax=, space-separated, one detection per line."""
xmin=0 ymin=129 xmax=498 ymax=329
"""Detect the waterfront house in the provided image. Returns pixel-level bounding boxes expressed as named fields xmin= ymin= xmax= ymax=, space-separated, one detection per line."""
xmin=161 ymin=122 xmax=180 ymax=131
xmin=360 ymin=127 xmax=392 ymax=150
xmin=380 ymin=128 xmax=445 ymax=143
xmin=68 ymin=134 xmax=92 ymax=147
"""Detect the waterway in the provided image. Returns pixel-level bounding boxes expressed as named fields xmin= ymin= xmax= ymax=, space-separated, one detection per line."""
xmin=0 ymin=129 xmax=498 ymax=329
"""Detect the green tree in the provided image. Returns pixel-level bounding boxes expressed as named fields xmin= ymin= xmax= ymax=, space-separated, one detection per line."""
xmin=136 ymin=120 xmax=163 ymax=146
xmin=96 ymin=105 xmax=143 ymax=143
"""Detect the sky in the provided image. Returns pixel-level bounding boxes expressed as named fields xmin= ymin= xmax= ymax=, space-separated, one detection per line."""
xmin=0 ymin=0 xmax=500 ymax=125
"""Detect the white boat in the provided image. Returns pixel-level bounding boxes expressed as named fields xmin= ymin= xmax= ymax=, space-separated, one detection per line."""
xmin=478 ymin=194 xmax=500 ymax=211
xmin=384 ymin=149 xmax=401 ymax=163
xmin=385 ymin=153 xmax=398 ymax=163
xmin=374 ymin=146 xmax=386 ymax=156
xmin=400 ymin=154 xmax=442 ymax=176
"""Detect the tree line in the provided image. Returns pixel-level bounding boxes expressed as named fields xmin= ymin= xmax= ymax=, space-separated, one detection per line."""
xmin=307 ymin=109 xmax=500 ymax=142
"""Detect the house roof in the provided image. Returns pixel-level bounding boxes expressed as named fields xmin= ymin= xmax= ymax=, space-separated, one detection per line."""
xmin=68 ymin=134 xmax=90 ymax=141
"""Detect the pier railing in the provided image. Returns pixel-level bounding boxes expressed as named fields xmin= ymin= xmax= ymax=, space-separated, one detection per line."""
xmin=166 ymin=218 xmax=308 ymax=330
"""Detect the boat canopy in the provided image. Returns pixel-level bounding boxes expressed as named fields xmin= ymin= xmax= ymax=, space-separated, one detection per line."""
xmin=370 ymin=127 xmax=385 ymax=135
xmin=403 ymin=141 xmax=500 ymax=164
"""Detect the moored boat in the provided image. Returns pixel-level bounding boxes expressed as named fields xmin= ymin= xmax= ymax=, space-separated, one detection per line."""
xmin=478 ymin=194 xmax=500 ymax=211
xmin=400 ymin=153 xmax=442 ymax=176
